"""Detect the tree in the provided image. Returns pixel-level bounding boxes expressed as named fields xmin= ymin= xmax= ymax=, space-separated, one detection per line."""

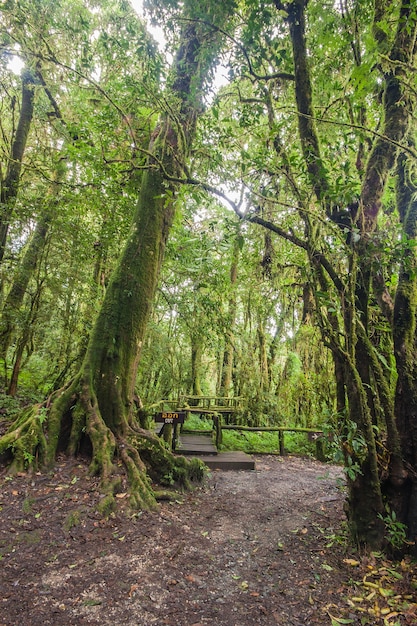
xmin=0 ymin=0 xmax=236 ymax=510
xmin=0 ymin=0 xmax=156 ymax=393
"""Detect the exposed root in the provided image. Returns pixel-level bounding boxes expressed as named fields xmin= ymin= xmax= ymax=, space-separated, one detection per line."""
xmin=0 ymin=404 xmax=47 ymax=473
xmin=0 ymin=379 xmax=206 ymax=512
xmin=128 ymin=426 xmax=207 ymax=490
xmin=119 ymin=441 xmax=158 ymax=509
xmin=81 ymin=383 xmax=116 ymax=481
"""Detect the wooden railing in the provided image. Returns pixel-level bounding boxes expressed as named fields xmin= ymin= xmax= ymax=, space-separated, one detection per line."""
xmin=219 ymin=424 xmax=325 ymax=461
xmin=151 ymin=396 xmax=245 ymax=413
xmin=178 ymin=395 xmax=246 ymax=412
xmin=152 ymin=397 xmax=326 ymax=460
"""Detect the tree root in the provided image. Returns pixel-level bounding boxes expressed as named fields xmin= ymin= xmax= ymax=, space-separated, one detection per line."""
xmin=0 ymin=379 xmax=207 ymax=512
xmin=0 ymin=404 xmax=47 ymax=473
xmin=128 ymin=427 xmax=207 ymax=490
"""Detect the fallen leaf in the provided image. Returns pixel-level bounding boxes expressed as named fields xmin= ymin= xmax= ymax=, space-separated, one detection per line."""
xmin=322 ymin=563 xmax=333 ymax=571
xmin=343 ymin=558 xmax=360 ymax=567
xmin=328 ymin=614 xmax=354 ymax=625
xmin=129 ymin=584 xmax=139 ymax=597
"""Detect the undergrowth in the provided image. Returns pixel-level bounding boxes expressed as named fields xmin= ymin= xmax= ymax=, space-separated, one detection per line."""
xmin=219 ymin=429 xmax=317 ymax=456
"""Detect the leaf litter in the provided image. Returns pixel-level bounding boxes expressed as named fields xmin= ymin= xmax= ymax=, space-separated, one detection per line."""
xmin=0 ymin=454 xmax=416 ymax=625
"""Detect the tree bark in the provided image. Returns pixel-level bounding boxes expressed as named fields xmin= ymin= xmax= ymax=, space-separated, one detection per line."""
xmin=278 ymin=0 xmax=417 ymax=549
xmin=219 ymin=235 xmax=240 ymax=398
xmin=392 ymin=152 xmax=417 ymax=550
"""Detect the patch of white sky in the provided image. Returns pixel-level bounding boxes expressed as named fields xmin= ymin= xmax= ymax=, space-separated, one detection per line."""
xmin=131 ymin=0 xmax=230 ymax=95
xmin=6 ymin=46 xmax=24 ymax=75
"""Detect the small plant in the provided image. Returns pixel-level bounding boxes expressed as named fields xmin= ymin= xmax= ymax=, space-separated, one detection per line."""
xmin=37 ymin=407 xmax=48 ymax=425
xmin=64 ymin=510 xmax=82 ymax=532
xmin=344 ymin=455 xmax=363 ymax=481
xmin=23 ymin=450 xmax=35 ymax=466
xmin=22 ymin=497 xmax=35 ymax=514
xmin=161 ymin=471 xmax=175 ymax=486
xmin=378 ymin=508 xmax=408 ymax=551
xmin=183 ymin=414 xmax=212 ymax=431
xmin=323 ymin=413 xmax=367 ymax=479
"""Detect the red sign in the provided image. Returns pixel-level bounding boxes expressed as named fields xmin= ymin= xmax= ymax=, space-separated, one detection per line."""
xmin=155 ymin=411 xmax=186 ymax=424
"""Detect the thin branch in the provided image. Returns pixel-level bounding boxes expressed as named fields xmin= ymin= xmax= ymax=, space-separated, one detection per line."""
xmin=295 ymin=110 xmax=417 ymax=159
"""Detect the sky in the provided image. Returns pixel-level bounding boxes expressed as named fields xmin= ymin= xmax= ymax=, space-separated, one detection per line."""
xmin=129 ymin=0 xmax=166 ymax=50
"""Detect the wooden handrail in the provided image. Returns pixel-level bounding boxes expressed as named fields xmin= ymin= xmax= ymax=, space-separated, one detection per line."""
xmin=220 ymin=424 xmax=325 ymax=460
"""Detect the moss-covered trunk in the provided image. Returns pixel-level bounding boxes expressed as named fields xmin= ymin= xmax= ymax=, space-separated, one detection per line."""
xmin=283 ymin=0 xmax=416 ymax=549
xmin=0 ymin=2 xmax=236 ymax=509
xmin=190 ymin=334 xmax=203 ymax=397
xmin=392 ymin=153 xmax=417 ymax=551
xmin=0 ymin=69 xmax=36 ymax=266
xmin=219 ymin=236 xmax=240 ymax=398
xmin=0 ymin=206 xmax=52 ymax=378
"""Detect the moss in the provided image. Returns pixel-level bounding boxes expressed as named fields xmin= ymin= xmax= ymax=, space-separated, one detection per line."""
xmin=0 ymin=404 xmax=48 ymax=474
xmin=64 ymin=510 xmax=83 ymax=532
xmin=97 ymin=494 xmax=117 ymax=517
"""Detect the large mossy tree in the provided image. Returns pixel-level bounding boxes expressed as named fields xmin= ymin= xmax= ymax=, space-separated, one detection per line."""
xmin=0 ymin=0 xmax=236 ymax=510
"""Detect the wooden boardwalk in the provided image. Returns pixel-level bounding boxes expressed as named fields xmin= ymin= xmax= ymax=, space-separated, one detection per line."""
xmin=175 ymin=433 xmax=255 ymax=471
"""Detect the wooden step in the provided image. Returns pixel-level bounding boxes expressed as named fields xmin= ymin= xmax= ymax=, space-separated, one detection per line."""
xmin=176 ymin=433 xmax=218 ymax=456
xmin=200 ymin=451 xmax=255 ymax=471
xmin=175 ymin=433 xmax=255 ymax=470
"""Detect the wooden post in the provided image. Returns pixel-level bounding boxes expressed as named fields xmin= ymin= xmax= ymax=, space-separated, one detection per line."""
xmin=173 ymin=423 xmax=181 ymax=451
xmin=278 ymin=430 xmax=285 ymax=455
xmin=315 ymin=437 xmax=325 ymax=462
xmin=213 ymin=413 xmax=222 ymax=447
xmin=163 ymin=423 xmax=173 ymax=449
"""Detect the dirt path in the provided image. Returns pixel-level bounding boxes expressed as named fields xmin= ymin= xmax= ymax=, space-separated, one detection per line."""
xmin=0 ymin=454 xmax=354 ymax=625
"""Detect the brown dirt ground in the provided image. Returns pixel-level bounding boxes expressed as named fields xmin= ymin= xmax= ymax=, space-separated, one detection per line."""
xmin=0 ymin=454 xmax=416 ymax=626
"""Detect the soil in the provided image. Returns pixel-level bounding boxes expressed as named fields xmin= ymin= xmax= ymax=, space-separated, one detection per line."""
xmin=0 ymin=454 xmax=416 ymax=626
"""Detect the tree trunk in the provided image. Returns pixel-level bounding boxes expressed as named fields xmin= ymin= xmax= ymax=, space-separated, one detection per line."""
xmin=0 ymin=208 xmax=52 ymax=373
xmin=0 ymin=69 xmax=36 ymax=265
xmin=392 ymin=152 xmax=417 ymax=551
xmin=190 ymin=334 xmax=203 ymax=397
xmin=280 ymin=0 xmax=416 ymax=549
xmin=219 ymin=235 xmax=240 ymax=397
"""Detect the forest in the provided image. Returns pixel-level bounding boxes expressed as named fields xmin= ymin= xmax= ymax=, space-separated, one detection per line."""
xmin=1 ymin=0 xmax=417 ymax=557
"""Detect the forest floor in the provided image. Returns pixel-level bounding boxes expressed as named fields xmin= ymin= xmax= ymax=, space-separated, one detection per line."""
xmin=0 ymin=453 xmax=416 ymax=626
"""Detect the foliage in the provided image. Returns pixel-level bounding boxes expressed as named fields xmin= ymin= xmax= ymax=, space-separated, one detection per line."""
xmin=378 ymin=509 xmax=409 ymax=552
xmin=219 ymin=428 xmax=317 ymax=457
